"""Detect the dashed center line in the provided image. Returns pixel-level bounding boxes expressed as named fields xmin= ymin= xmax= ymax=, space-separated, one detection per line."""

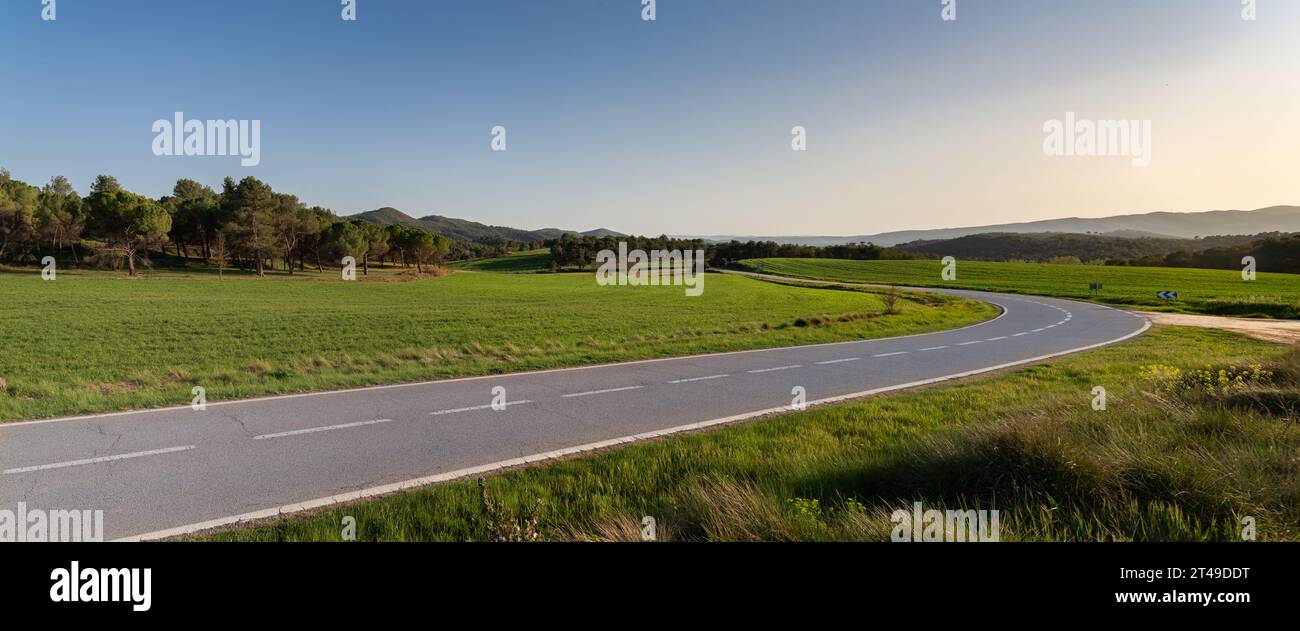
xmin=957 ymin=341 xmax=982 ymax=346
xmin=563 ymin=385 xmax=645 ymax=398
xmin=254 ymin=419 xmax=393 ymax=440
xmin=919 ymin=346 xmax=948 ymax=352
xmin=1013 ymin=332 xmax=1029 ymax=337
xmin=986 ymin=336 xmax=1008 ymax=341
xmin=814 ymin=358 xmax=861 ymax=365
xmin=430 ymin=400 xmax=533 ymax=416
xmin=668 ymin=374 xmax=730 ymax=384
xmin=3 ymin=445 xmax=196 ymax=474
xmin=747 ymin=365 xmax=804 ymax=374
xmin=873 ymin=351 xmax=909 ymax=357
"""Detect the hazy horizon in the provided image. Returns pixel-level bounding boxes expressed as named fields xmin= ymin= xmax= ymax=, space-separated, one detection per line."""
xmin=3 ymin=0 xmax=1297 ymax=236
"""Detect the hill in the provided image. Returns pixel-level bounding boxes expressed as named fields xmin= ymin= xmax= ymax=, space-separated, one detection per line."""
xmin=683 ymin=205 xmax=1300 ymax=247
xmin=352 ymin=208 xmax=623 ymax=243
xmin=895 ymin=231 xmax=1268 ymax=262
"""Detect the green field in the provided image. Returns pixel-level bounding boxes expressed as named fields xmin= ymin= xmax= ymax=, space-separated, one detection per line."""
xmin=739 ymin=258 xmax=1300 ymax=318
xmin=0 ymin=266 xmax=994 ymax=422
xmin=449 ymin=249 xmax=554 ymax=273
xmin=203 ymin=327 xmax=1299 ymax=542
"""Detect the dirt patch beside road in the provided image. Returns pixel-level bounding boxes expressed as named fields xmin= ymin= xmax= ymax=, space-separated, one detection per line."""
xmin=1138 ymin=311 xmax=1300 ymax=345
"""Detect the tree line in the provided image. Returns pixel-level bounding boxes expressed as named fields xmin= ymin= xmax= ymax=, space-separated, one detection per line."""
xmin=548 ymin=234 xmax=920 ymax=270
xmin=0 ymin=171 xmax=450 ymax=276
xmin=1106 ymin=234 xmax=1300 ymax=274
xmin=548 ymin=231 xmax=1300 ymax=275
xmin=895 ymin=231 xmax=1285 ymax=266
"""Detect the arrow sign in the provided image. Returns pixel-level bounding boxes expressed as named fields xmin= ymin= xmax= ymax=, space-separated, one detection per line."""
xmin=1156 ymin=291 xmax=1179 ymax=300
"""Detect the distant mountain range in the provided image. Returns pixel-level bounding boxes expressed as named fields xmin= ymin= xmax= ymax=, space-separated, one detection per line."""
xmin=895 ymin=231 xmax=1274 ymax=262
xmin=352 ymin=207 xmax=624 ymax=243
xmin=353 ymin=205 xmax=1300 ymax=248
xmin=678 ymin=205 xmax=1300 ymax=247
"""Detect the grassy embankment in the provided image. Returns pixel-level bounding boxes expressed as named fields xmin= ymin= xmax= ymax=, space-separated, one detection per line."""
xmin=0 ymin=266 xmax=992 ymax=422
xmin=449 ymin=249 xmax=554 ymax=273
xmin=738 ymin=258 xmax=1300 ymax=318
xmin=202 ymin=326 xmax=1299 ymax=542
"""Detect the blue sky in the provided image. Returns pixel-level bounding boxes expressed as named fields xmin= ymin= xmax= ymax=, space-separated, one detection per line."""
xmin=2 ymin=0 xmax=1296 ymax=235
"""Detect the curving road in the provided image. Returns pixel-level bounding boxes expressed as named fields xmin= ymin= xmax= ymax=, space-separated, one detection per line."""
xmin=0 ymin=283 xmax=1148 ymax=540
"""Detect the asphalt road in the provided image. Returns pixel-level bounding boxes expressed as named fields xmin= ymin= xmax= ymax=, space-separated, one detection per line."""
xmin=0 ymin=286 xmax=1148 ymax=540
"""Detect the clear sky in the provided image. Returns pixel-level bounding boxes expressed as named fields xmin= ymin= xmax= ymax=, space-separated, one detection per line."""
xmin=1 ymin=0 xmax=1297 ymax=236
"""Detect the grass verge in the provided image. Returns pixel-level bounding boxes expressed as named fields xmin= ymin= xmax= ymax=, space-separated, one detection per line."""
xmin=449 ymin=249 xmax=554 ymax=273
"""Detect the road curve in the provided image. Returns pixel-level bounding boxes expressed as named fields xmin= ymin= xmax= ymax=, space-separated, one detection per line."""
xmin=0 ymin=284 xmax=1148 ymax=540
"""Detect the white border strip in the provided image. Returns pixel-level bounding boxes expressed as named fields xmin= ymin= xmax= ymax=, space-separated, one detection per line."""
xmin=116 ymin=317 xmax=1150 ymax=542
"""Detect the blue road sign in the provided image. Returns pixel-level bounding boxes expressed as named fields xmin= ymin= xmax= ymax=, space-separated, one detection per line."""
xmin=1156 ymin=291 xmax=1179 ymax=300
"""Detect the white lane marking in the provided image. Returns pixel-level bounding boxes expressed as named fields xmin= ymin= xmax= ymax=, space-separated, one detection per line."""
xmin=986 ymin=336 xmax=1008 ymax=341
xmin=3 ymin=445 xmax=195 ymax=475
xmin=814 ymin=358 xmax=861 ymax=365
xmin=873 ymin=351 xmax=909 ymax=357
xmin=668 ymin=374 xmax=730 ymax=384
xmin=563 ymin=385 xmax=644 ymax=398
xmin=430 ymin=400 xmax=533 ymax=416
xmin=1032 ymin=328 xmax=1046 ymax=333
xmin=957 ymin=341 xmax=982 ymax=346
xmin=1046 ymin=324 xmax=1058 ymax=329
xmin=919 ymin=346 xmax=948 ymax=351
xmin=120 ymin=318 xmax=1152 ymax=542
xmin=1012 ymin=332 xmax=1029 ymax=337
xmin=253 ymin=419 xmax=393 ymax=441
xmin=747 ymin=365 xmax=803 ymax=374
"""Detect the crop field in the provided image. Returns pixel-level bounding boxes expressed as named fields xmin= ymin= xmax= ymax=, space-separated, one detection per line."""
xmin=739 ymin=258 xmax=1300 ymax=318
xmin=0 ymin=266 xmax=994 ymax=422
xmin=203 ymin=326 xmax=1299 ymax=542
